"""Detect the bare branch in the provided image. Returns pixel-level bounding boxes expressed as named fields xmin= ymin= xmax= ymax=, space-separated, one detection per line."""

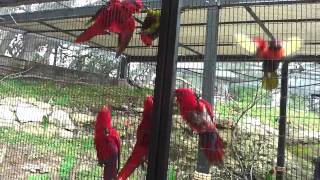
xmin=0 ymin=66 xmax=33 ymax=82
xmin=225 ymin=82 xmax=265 ymax=179
xmin=232 ymin=82 xmax=263 ymax=129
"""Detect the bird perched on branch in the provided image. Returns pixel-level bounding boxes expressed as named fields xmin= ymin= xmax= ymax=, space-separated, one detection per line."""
xmin=175 ymin=88 xmax=224 ymax=166
xmin=234 ymin=34 xmax=302 ymax=90
xmin=118 ymin=96 xmax=154 ymax=180
xmin=94 ymin=106 xmax=121 ymax=180
xmin=75 ymin=0 xmax=143 ymax=57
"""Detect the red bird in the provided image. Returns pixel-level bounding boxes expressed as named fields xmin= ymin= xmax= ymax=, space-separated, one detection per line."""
xmin=234 ymin=34 xmax=302 ymax=90
xmin=118 ymin=96 xmax=154 ymax=180
xmin=75 ymin=0 xmax=143 ymax=57
xmin=94 ymin=106 xmax=121 ymax=180
xmin=175 ymin=88 xmax=224 ymax=165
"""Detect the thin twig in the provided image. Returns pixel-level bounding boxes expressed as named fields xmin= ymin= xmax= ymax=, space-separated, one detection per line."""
xmin=226 ymin=82 xmax=264 ymax=179
xmin=233 ymin=82 xmax=263 ymax=129
xmin=249 ymin=142 xmax=266 ymax=180
xmin=230 ymin=140 xmax=247 ymax=180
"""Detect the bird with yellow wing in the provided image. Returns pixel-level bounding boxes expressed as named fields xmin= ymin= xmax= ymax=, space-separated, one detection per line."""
xmin=234 ymin=34 xmax=302 ymax=90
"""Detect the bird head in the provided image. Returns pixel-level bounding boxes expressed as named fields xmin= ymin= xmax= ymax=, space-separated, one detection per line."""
xmin=268 ymin=39 xmax=282 ymax=50
xmin=125 ymin=0 xmax=143 ymax=13
xmin=142 ymin=95 xmax=154 ymax=118
xmin=175 ymin=88 xmax=198 ymax=106
xmin=141 ymin=31 xmax=153 ymax=46
xmin=95 ymin=106 xmax=112 ymax=136
xmin=144 ymin=96 xmax=154 ymax=109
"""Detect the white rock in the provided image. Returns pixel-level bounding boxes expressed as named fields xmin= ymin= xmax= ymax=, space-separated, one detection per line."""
xmin=242 ymin=116 xmax=261 ymax=126
xmin=0 ymin=105 xmax=16 ymax=127
xmin=0 ymin=97 xmax=30 ymax=107
xmin=59 ymin=129 xmax=73 ymax=139
xmin=49 ymin=110 xmax=75 ymax=130
xmin=22 ymin=163 xmax=49 ymax=173
xmin=16 ymin=104 xmax=47 ymax=123
xmin=0 ymin=144 xmax=7 ymax=164
xmin=240 ymin=116 xmax=278 ymax=136
xmin=70 ymin=113 xmax=95 ymax=124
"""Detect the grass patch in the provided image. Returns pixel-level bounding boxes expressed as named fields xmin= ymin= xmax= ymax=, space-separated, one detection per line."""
xmin=28 ymin=174 xmax=50 ymax=180
xmin=288 ymin=144 xmax=319 ymax=160
xmin=59 ymin=155 xmax=76 ymax=179
xmin=0 ymin=127 xmax=94 ymax=157
xmin=77 ymin=166 xmax=102 ymax=179
xmin=0 ymin=79 xmax=152 ymax=110
xmin=0 ymin=127 xmax=96 ymax=179
xmin=215 ymin=91 xmax=320 ymax=130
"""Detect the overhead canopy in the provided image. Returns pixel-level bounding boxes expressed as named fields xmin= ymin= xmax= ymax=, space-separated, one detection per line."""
xmin=0 ymin=0 xmax=67 ymax=7
xmin=0 ymin=0 xmax=319 ymax=61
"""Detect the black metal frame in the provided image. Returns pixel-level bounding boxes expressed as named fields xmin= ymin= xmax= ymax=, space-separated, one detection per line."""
xmin=146 ymin=0 xmax=181 ymax=179
xmin=276 ymin=60 xmax=289 ymax=180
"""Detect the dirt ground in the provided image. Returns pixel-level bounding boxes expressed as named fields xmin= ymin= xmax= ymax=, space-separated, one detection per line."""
xmin=0 ymin=144 xmax=61 ymax=179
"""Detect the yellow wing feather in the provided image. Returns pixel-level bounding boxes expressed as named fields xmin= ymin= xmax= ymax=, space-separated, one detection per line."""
xmin=282 ymin=36 xmax=303 ymax=56
xmin=234 ymin=33 xmax=257 ymax=54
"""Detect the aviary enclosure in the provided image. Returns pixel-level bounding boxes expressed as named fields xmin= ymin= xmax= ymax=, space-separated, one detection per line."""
xmin=0 ymin=0 xmax=318 ymax=179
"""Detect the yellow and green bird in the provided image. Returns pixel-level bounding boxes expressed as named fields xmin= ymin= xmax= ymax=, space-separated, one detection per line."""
xmin=140 ymin=9 xmax=161 ymax=46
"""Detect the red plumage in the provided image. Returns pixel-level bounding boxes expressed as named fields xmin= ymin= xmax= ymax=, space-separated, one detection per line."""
xmin=94 ymin=106 xmax=121 ymax=180
xmin=118 ymin=96 xmax=154 ymax=180
xmin=175 ymin=88 xmax=224 ymax=165
xmin=75 ymin=0 xmax=143 ymax=57
xmin=253 ymin=37 xmax=285 ymax=60
xmin=140 ymin=32 xmax=153 ymax=47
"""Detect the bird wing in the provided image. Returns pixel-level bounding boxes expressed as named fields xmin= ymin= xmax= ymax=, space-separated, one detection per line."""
xmin=282 ymin=36 xmax=303 ymax=56
xmin=234 ymin=33 xmax=258 ymax=54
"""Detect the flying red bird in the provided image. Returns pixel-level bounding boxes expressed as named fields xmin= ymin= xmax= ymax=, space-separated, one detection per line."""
xmin=94 ymin=106 xmax=121 ymax=180
xmin=234 ymin=34 xmax=302 ymax=90
xmin=75 ymin=0 xmax=143 ymax=57
xmin=175 ymin=88 xmax=224 ymax=165
xmin=118 ymin=96 xmax=154 ymax=180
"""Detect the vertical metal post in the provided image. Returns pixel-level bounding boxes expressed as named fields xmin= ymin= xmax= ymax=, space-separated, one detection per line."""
xmin=197 ymin=3 xmax=220 ymax=174
xmin=146 ymin=0 xmax=181 ymax=179
xmin=314 ymin=157 xmax=320 ymax=180
xmin=119 ymin=58 xmax=127 ymax=79
xmin=276 ymin=61 xmax=289 ymax=180
xmin=53 ymin=44 xmax=58 ymax=66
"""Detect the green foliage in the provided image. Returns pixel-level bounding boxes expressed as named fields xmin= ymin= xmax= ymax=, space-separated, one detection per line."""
xmin=216 ymin=86 xmax=320 ymax=130
xmin=289 ymin=95 xmax=308 ymax=110
xmin=42 ymin=116 xmax=49 ymax=131
xmin=168 ymin=164 xmax=177 ymax=180
xmin=0 ymin=79 xmax=152 ymax=110
xmin=0 ymin=127 xmax=94 ymax=157
xmin=51 ymin=95 xmax=70 ymax=106
xmin=28 ymin=174 xmax=50 ymax=180
xmin=59 ymin=155 xmax=76 ymax=179
xmin=77 ymin=166 xmax=102 ymax=179
xmin=229 ymin=86 xmax=272 ymax=105
xmin=288 ymin=144 xmax=318 ymax=160
xmin=68 ymin=49 xmax=119 ymax=76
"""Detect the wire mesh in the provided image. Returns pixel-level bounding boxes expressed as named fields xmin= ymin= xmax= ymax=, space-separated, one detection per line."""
xmin=0 ymin=0 xmax=318 ymax=179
